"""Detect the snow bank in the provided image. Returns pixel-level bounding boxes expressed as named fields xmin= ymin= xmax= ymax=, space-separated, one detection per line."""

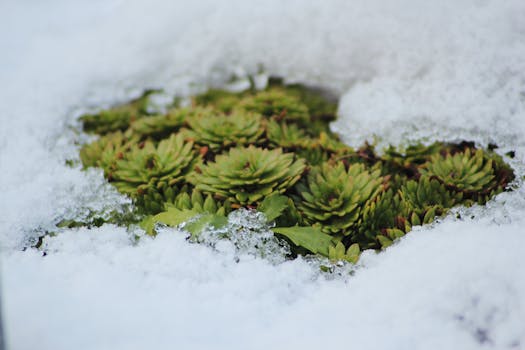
xmin=1 ymin=0 xmax=524 ymax=349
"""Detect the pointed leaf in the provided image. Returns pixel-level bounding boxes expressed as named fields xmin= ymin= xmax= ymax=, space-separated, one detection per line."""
xmin=258 ymin=194 xmax=290 ymax=222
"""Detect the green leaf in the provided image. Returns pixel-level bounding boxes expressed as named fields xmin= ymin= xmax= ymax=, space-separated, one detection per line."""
xmin=423 ymin=207 xmax=436 ymax=224
xmin=146 ymin=208 xmax=228 ymax=238
xmin=272 ymin=226 xmax=334 ymax=256
xmin=258 ymin=194 xmax=290 ymax=222
xmin=203 ymin=194 xmax=218 ymax=213
xmin=184 ymin=214 xmax=228 ymax=238
xmin=153 ymin=207 xmax=200 ymax=227
xmin=344 ymin=243 xmax=360 ymax=264
xmin=139 ymin=215 xmax=157 ymax=236
xmin=377 ymin=235 xmax=393 ymax=248
xmin=328 ymin=241 xmax=345 ymax=261
xmin=387 ymin=228 xmax=405 ymax=239
xmin=411 ymin=212 xmax=421 ymax=226
xmin=346 ymin=243 xmax=360 ymax=257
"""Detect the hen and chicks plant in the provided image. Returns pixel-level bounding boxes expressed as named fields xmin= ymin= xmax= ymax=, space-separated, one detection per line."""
xmin=77 ymin=79 xmax=515 ymax=264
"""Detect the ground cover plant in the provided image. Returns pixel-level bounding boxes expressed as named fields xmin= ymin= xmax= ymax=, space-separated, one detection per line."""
xmin=76 ymin=77 xmax=515 ymax=264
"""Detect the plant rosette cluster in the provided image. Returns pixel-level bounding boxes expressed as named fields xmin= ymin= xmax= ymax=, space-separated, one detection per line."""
xmin=76 ymin=78 xmax=515 ymax=265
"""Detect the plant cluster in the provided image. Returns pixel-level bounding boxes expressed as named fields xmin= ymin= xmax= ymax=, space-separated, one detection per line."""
xmin=78 ymin=79 xmax=515 ymax=264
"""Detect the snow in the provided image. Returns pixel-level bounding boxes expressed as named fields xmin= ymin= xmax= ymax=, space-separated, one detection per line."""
xmin=1 ymin=0 xmax=524 ymax=349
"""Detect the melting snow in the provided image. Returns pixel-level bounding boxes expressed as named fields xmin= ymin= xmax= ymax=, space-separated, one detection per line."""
xmin=1 ymin=0 xmax=524 ymax=349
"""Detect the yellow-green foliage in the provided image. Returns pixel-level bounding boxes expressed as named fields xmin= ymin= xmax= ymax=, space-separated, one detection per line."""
xmin=77 ymin=79 xmax=515 ymax=264
xmin=238 ymin=88 xmax=310 ymax=124
xmin=185 ymin=110 xmax=264 ymax=151
xmin=420 ymin=148 xmax=495 ymax=192
xmin=127 ymin=107 xmax=190 ymax=140
xmin=81 ymin=90 xmax=155 ymax=134
xmin=110 ymin=134 xmax=197 ymax=197
xmin=266 ymin=120 xmax=309 ymax=149
xmin=190 ymin=146 xmax=305 ymax=205
xmin=296 ymin=162 xmax=384 ymax=236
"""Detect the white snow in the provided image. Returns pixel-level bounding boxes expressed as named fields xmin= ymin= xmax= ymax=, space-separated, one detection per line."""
xmin=1 ymin=0 xmax=524 ymax=349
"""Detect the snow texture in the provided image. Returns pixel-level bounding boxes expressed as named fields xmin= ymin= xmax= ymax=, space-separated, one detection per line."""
xmin=1 ymin=0 xmax=524 ymax=349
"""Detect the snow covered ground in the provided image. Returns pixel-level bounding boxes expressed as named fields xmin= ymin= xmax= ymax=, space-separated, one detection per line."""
xmin=1 ymin=0 xmax=524 ymax=349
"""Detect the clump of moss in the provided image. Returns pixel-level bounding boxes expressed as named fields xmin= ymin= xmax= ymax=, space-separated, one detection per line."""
xmin=76 ymin=78 xmax=515 ymax=265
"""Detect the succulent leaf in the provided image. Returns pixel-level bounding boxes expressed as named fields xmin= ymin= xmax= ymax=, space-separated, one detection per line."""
xmin=328 ymin=242 xmax=360 ymax=263
xmin=167 ymin=189 xmax=231 ymax=215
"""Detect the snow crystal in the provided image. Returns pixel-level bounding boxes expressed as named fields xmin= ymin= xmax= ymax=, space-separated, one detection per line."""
xmin=1 ymin=0 xmax=524 ymax=349
xmin=195 ymin=209 xmax=292 ymax=264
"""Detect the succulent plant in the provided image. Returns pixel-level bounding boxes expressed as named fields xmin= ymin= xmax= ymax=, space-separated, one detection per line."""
xmin=79 ymin=131 xmax=136 ymax=176
xmin=317 ymin=132 xmax=354 ymax=155
xmin=81 ymin=90 xmax=155 ymax=134
xmin=238 ymin=88 xmax=310 ymax=125
xmin=191 ymin=146 xmax=306 ymax=205
xmin=168 ymin=189 xmax=232 ymax=216
xmin=110 ymin=134 xmax=198 ymax=197
xmin=127 ymin=107 xmax=191 ymax=140
xmin=193 ymin=89 xmax=246 ymax=113
xmin=400 ymin=177 xmax=462 ymax=216
xmin=296 ymin=162 xmax=384 ymax=236
xmin=420 ymin=148 xmax=496 ymax=193
xmin=328 ymin=242 xmax=360 ymax=263
xmin=352 ymin=189 xmax=404 ymax=249
xmin=383 ymin=142 xmax=443 ymax=169
xmin=186 ymin=110 xmax=264 ymax=151
xmin=283 ymin=83 xmax=337 ymax=120
xmin=266 ymin=120 xmax=309 ymax=149
xmin=296 ymin=146 xmax=330 ymax=166
xmin=74 ymin=79 xmax=515 ymax=266
xmin=134 ymin=184 xmax=173 ymax=214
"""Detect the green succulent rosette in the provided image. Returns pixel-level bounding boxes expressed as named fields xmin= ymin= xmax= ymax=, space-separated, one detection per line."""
xmin=383 ymin=142 xmax=443 ymax=168
xmin=316 ymin=132 xmax=355 ymax=156
xmin=266 ymin=119 xmax=309 ymax=149
xmin=238 ymin=88 xmax=310 ymax=125
xmin=110 ymin=133 xmax=198 ymax=196
xmin=420 ymin=148 xmax=496 ymax=193
xmin=186 ymin=110 xmax=264 ymax=151
xmin=127 ymin=107 xmax=194 ymax=140
xmin=296 ymin=162 xmax=384 ymax=236
xmin=193 ymin=89 xmax=246 ymax=113
xmin=191 ymin=146 xmax=306 ymax=205
xmin=400 ymin=177 xmax=462 ymax=216
xmin=80 ymin=90 xmax=155 ymax=134
xmin=352 ymin=189 xmax=404 ymax=248
xmin=79 ymin=131 xmax=137 ymax=176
